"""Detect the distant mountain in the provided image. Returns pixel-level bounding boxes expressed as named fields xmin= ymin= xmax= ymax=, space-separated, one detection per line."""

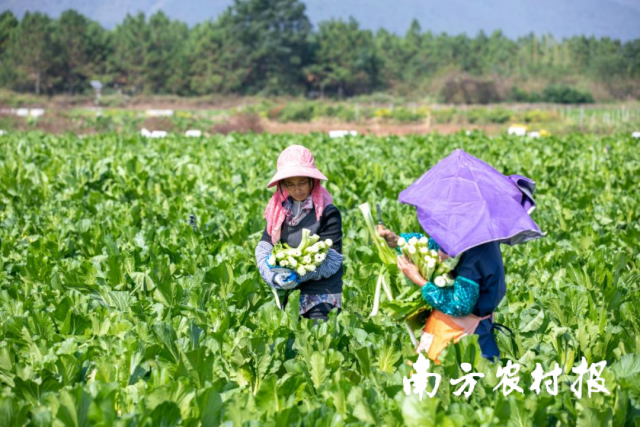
xmin=1 ymin=0 xmax=639 ymax=41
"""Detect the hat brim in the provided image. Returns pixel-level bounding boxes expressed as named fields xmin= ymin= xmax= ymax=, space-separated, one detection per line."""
xmin=267 ymin=166 xmax=328 ymax=188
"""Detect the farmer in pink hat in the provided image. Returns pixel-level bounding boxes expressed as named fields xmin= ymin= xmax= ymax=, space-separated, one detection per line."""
xmin=255 ymin=145 xmax=344 ymax=322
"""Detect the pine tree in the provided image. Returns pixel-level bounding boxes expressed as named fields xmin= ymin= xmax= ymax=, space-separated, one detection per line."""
xmin=55 ymin=10 xmax=109 ymax=94
xmin=305 ymin=18 xmax=380 ymax=97
xmin=109 ymin=13 xmax=149 ymax=94
xmin=5 ymin=12 xmax=56 ymax=94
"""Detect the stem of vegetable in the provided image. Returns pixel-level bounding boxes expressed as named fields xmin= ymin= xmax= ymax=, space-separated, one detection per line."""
xmin=381 ymin=267 xmax=394 ymax=301
xmin=404 ymin=321 xmax=417 ymax=347
xmin=369 ymin=269 xmax=384 ymax=317
xmin=271 ymin=287 xmax=282 ymax=310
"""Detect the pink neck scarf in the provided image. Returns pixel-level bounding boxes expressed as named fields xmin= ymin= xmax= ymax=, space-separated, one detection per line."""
xmin=265 ymin=179 xmax=333 ymax=244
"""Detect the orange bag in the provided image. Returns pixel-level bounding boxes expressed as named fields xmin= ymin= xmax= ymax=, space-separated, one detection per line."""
xmin=416 ymin=310 xmax=492 ymax=364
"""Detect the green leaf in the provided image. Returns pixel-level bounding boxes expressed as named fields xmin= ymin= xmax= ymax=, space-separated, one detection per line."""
xmin=13 ymin=374 xmax=63 ymax=407
xmin=354 ymin=346 xmax=371 ymax=378
xmin=0 ymin=398 xmax=28 ymax=427
xmin=611 ymin=353 xmax=640 ymax=379
xmin=521 ymin=310 xmax=545 ymax=333
xmin=130 ymin=272 xmax=156 ymax=292
xmin=254 ymin=374 xmax=280 ymax=414
xmin=149 ymin=401 xmax=181 ymax=427
xmin=377 ymin=341 xmax=402 ymax=373
xmin=398 ymin=393 xmax=439 ymax=427
xmin=198 ymin=387 xmax=223 ymax=426
xmin=309 ymin=352 xmax=329 ymax=390
xmin=153 ymin=322 xmax=181 ymax=364
xmin=55 ymin=388 xmax=92 ymax=427
xmin=576 ymin=407 xmax=612 ymax=427
xmin=507 ymin=397 xmax=532 ymax=427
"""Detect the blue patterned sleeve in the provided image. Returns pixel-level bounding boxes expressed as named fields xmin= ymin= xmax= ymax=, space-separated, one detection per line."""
xmin=255 ymin=240 xmax=280 ymax=289
xmin=299 ymin=249 xmax=343 ymax=282
xmin=421 ymin=276 xmax=480 ymax=317
xmin=428 ymin=238 xmax=441 ymax=252
xmin=396 ymin=233 xmax=425 ymax=254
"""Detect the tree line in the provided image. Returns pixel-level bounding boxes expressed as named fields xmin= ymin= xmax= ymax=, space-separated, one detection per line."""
xmin=1 ymin=0 xmax=639 ymax=102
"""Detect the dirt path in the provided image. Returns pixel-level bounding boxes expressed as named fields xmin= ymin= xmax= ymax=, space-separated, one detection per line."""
xmin=261 ymin=119 xmax=503 ymax=136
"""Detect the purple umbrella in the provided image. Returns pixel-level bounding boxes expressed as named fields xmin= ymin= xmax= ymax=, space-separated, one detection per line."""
xmin=398 ymin=149 xmax=544 ymax=257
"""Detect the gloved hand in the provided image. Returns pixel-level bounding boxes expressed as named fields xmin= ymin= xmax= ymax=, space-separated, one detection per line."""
xmin=274 ymin=271 xmax=300 ymax=289
xmin=264 ymin=255 xmax=299 ymax=289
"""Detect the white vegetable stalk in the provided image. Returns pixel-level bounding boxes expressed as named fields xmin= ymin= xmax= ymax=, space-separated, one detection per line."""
xmin=435 ymin=256 xmax=458 ymax=276
xmin=381 ymin=270 xmax=394 ymax=301
xmin=369 ymin=267 xmax=384 ymax=317
xmin=423 ymin=257 xmax=437 ymax=280
xmin=271 ymin=288 xmax=282 ymax=309
xmin=434 ymin=274 xmax=455 ymax=288
xmin=304 ymin=245 xmax=319 ymax=254
xmin=397 ymin=236 xmax=460 ymax=283
xmin=434 ymin=276 xmax=447 ymax=287
xmin=405 ymin=322 xmax=417 ymax=347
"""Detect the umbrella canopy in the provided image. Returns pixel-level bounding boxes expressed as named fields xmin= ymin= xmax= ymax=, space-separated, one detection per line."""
xmin=398 ymin=149 xmax=544 ymax=257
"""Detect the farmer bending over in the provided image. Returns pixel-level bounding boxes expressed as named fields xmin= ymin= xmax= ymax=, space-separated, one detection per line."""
xmin=378 ymin=149 xmax=543 ymax=362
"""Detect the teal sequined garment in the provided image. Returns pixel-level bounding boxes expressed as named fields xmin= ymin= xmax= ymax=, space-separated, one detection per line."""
xmin=421 ymin=276 xmax=479 ymax=317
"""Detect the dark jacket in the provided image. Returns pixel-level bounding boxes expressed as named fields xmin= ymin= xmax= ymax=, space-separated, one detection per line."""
xmin=453 ymin=241 xmax=506 ymax=359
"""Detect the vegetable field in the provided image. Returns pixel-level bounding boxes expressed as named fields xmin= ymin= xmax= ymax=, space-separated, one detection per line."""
xmin=0 ymin=131 xmax=639 ymax=426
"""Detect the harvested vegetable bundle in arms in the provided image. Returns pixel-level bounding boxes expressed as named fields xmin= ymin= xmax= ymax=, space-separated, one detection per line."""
xmin=359 ymin=202 xmax=463 ymax=343
xmin=381 ymin=234 xmax=461 ymax=328
xmin=397 ymin=236 xmax=459 ymax=287
xmin=269 ymin=228 xmax=333 ymax=277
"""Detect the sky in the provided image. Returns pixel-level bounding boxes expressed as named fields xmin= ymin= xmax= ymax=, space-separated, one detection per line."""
xmin=1 ymin=0 xmax=639 ymax=41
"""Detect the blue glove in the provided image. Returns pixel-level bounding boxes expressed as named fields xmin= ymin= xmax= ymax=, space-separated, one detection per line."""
xmin=274 ymin=271 xmax=299 ymax=289
xmin=265 ymin=256 xmax=299 ymax=289
xmin=265 ymin=255 xmax=275 ymax=269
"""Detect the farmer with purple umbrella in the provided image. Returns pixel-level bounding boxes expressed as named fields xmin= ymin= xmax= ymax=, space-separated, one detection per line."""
xmin=377 ymin=149 xmax=544 ymax=362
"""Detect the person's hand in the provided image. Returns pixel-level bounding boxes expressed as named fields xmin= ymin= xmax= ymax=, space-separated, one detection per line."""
xmin=274 ymin=271 xmax=299 ymax=289
xmin=397 ymin=255 xmax=426 ymax=286
xmin=377 ymin=224 xmax=399 ymax=248
xmin=438 ymin=249 xmax=450 ymax=262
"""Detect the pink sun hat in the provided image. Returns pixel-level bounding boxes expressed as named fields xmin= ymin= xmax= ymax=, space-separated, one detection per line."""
xmin=267 ymin=145 xmax=328 ymax=188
